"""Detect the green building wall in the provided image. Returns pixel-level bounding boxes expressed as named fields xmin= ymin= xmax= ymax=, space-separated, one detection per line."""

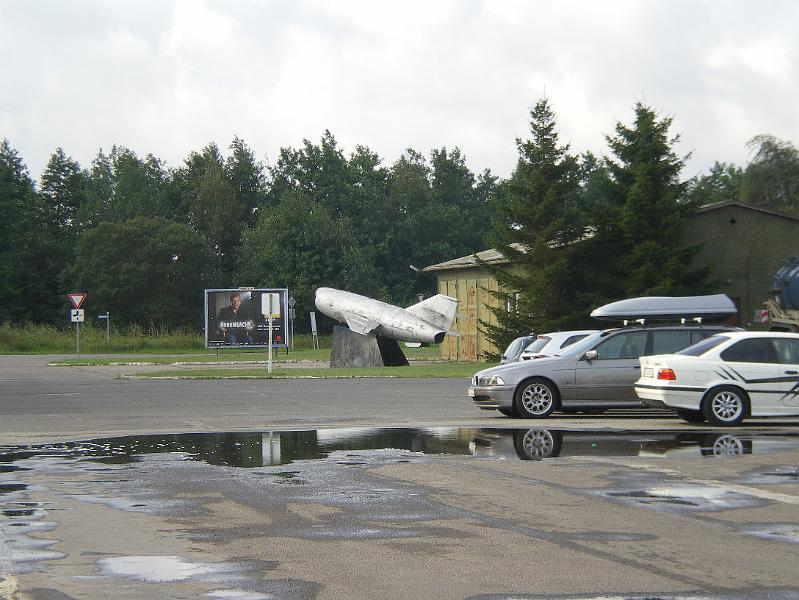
xmin=682 ymin=202 xmax=799 ymax=327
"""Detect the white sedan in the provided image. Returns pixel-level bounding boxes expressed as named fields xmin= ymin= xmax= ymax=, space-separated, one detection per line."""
xmin=635 ymin=331 xmax=799 ymax=426
xmin=518 ymin=330 xmax=598 ymax=361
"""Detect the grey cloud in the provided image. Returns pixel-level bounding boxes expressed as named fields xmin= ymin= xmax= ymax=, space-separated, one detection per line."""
xmin=1 ymin=0 xmax=798 ymax=183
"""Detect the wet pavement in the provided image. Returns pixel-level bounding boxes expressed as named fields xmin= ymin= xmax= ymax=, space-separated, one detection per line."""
xmin=2 ymin=427 xmax=799 ymax=599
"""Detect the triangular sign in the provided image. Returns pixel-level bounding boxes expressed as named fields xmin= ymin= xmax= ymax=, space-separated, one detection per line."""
xmin=68 ymin=293 xmax=87 ymax=309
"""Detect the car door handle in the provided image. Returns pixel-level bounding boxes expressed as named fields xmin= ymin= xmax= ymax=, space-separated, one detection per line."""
xmin=633 ymin=365 xmax=640 ymax=369
xmin=786 ymin=370 xmax=798 ymax=375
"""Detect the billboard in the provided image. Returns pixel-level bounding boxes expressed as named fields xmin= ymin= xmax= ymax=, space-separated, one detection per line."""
xmin=204 ymin=288 xmax=289 ymax=348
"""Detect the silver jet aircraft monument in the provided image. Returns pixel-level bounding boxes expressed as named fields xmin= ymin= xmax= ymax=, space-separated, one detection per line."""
xmin=314 ymin=287 xmax=457 ymax=367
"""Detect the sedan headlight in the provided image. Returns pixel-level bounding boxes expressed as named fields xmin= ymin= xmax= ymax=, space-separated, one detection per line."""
xmin=478 ymin=375 xmax=505 ymax=386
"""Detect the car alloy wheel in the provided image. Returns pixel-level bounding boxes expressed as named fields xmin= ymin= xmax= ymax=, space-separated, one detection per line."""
xmin=703 ymin=386 xmax=747 ymax=426
xmin=514 ymin=378 xmax=558 ymax=418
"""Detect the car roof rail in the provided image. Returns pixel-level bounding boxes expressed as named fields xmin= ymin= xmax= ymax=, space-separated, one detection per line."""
xmin=680 ymin=317 xmax=704 ymax=327
xmin=622 ymin=319 xmax=647 ymax=327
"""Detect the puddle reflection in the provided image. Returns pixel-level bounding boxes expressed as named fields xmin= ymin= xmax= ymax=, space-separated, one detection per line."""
xmin=1 ymin=428 xmax=798 ymax=467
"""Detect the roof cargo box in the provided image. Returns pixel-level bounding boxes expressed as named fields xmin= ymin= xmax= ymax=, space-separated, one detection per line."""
xmin=591 ymin=294 xmax=736 ymax=321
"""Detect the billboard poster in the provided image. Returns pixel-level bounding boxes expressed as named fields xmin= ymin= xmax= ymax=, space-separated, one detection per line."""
xmin=204 ymin=288 xmax=289 ymax=348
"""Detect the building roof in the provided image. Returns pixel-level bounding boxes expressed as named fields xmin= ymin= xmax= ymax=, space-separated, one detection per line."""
xmin=423 ymin=244 xmax=523 ymax=272
xmin=423 ymin=201 xmax=799 ymax=273
xmin=695 ymin=200 xmax=799 ymax=223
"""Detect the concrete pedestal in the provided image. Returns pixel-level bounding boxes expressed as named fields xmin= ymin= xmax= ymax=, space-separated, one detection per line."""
xmin=330 ymin=326 xmax=409 ymax=368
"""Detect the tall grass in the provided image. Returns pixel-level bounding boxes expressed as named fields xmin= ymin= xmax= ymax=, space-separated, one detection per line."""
xmin=0 ymin=323 xmax=201 ymax=354
xmin=0 ymin=323 xmax=447 ymax=360
xmin=0 ymin=323 xmax=331 ymax=354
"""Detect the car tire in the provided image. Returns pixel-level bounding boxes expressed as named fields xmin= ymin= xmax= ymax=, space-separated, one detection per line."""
xmin=675 ymin=409 xmax=705 ymax=423
xmin=498 ymin=407 xmax=518 ymax=417
xmin=514 ymin=378 xmax=559 ymax=418
xmin=701 ymin=385 xmax=749 ymax=426
xmin=512 ymin=428 xmax=563 ymax=459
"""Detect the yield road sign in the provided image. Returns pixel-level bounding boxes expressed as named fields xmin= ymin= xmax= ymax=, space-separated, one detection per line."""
xmin=68 ymin=293 xmax=87 ymax=309
xmin=70 ymin=309 xmax=85 ymax=323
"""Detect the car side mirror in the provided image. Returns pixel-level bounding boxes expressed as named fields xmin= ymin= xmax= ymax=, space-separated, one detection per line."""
xmin=584 ymin=350 xmax=598 ymax=361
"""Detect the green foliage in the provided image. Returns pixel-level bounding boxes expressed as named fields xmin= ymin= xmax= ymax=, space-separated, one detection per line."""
xmin=260 ymin=133 xmax=495 ymax=309
xmin=2 ymin=106 xmax=743 ymax=347
xmin=604 ymin=103 xmax=707 ymax=297
xmin=77 ymin=146 xmax=177 ymax=225
xmin=226 ymin=136 xmax=266 ymax=229
xmin=741 ymin=134 xmax=799 ymax=215
xmin=64 ymin=217 xmax=220 ymax=328
xmin=0 ymin=139 xmax=67 ymax=324
xmin=481 ymin=101 xmax=711 ymax=359
xmin=138 ymin=362 xmax=477 ymax=380
xmin=481 ymin=99 xmax=586 ymax=357
xmin=40 ymin=147 xmax=88 ymax=233
xmin=0 ymin=322 xmax=204 ymax=354
xmin=686 ymin=161 xmax=743 ymax=206
xmin=0 ymin=322 xmax=333 ymax=355
xmin=237 ymin=191 xmax=380 ymax=330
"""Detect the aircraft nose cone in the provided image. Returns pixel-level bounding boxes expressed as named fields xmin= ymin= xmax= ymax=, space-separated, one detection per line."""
xmin=314 ymin=287 xmax=331 ymax=310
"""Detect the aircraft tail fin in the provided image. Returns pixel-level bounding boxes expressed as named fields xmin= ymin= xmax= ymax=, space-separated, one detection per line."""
xmin=406 ymin=294 xmax=458 ymax=332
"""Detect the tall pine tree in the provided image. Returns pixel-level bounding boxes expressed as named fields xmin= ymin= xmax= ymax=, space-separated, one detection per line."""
xmin=481 ymin=99 xmax=584 ymax=357
xmin=604 ymin=103 xmax=707 ymax=296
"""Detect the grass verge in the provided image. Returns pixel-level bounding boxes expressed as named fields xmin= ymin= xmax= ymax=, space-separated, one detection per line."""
xmin=131 ymin=362 xmax=479 ymax=379
xmin=50 ymin=343 xmax=443 ymax=365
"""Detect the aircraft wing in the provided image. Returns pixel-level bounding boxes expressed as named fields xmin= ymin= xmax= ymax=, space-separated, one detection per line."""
xmin=342 ymin=311 xmax=379 ymax=335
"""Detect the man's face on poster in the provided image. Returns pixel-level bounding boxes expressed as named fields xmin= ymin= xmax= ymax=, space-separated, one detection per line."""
xmin=230 ymin=295 xmax=241 ymax=311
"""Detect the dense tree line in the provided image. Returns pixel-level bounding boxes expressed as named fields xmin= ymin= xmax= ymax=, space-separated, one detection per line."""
xmin=2 ymin=102 xmax=797 ymax=341
xmin=0 ymin=133 xmax=494 ymax=329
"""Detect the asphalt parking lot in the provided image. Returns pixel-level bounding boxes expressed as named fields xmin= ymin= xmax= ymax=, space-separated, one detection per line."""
xmin=2 ymin=355 xmax=799 ymax=600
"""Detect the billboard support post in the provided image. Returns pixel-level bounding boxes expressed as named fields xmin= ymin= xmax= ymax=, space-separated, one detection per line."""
xmin=288 ymin=295 xmax=296 ymax=351
xmin=262 ymin=292 xmax=281 ymax=374
xmin=309 ymin=311 xmax=319 ymax=351
xmin=268 ymin=316 xmax=274 ymax=374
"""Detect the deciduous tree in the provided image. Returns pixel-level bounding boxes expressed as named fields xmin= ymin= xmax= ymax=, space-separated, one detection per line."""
xmin=65 ymin=217 xmax=219 ymax=328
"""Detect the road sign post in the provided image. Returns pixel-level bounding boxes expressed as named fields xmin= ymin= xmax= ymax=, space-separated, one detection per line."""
xmin=70 ymin=308 xmax=85 ymax=357
xmin=68 ymin=294 xmax=87 ymax=358
xmin=97 ymin=312 xmax=110 ymax=343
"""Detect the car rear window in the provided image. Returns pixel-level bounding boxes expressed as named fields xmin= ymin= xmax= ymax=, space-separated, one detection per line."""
xmin=677 ymin=335 xmax=727 ymax=356
xmin=524 ymin=336 xmax=552 ymax=353
xmin=503 ymin=337 xmax=530 ymax=359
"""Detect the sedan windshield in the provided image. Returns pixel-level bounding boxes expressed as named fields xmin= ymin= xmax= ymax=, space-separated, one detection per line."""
xmin=676 ymin=335 xmax=728 ymax=356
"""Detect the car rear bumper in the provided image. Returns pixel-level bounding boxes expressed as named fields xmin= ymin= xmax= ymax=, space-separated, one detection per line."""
xmin=635 ymin=384 xmax=702 ymax=411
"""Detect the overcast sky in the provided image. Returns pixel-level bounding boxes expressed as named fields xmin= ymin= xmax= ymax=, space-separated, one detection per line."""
xmin=2 ymin=0 xmax=797 ymax=183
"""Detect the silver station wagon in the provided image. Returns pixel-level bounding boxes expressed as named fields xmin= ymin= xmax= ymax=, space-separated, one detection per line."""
xmin=468 ymin=295 xmax=739 ymax=418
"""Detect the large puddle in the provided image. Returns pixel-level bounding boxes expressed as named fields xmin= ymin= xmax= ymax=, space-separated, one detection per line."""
xmin=2 ymin=428 xmax=798 ymax=467
xmin=3 ymin=428 xmax=799 ymax=596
